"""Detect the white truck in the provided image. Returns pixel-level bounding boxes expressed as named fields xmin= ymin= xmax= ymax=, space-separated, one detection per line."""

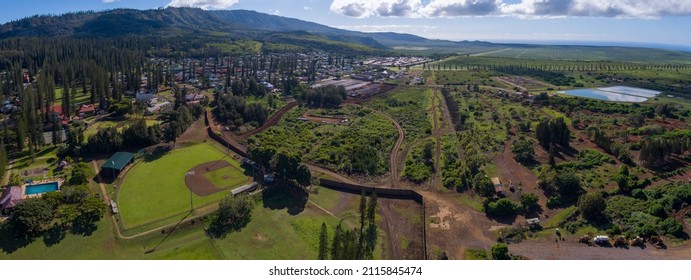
xmin=593 ymin=235 xmax=609 ymax=244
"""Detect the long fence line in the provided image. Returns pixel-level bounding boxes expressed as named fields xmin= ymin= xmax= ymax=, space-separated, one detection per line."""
xmin=205 ymin=110 xmax=249 ymax=158
xmin=319 ymin=179 xmax=428 ymax=260
xmin=205 ymin=109 xmax=429 ymax=260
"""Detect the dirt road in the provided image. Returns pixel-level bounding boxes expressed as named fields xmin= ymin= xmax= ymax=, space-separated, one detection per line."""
xmin=238 ymin=101 xmax=297 ymax=140
xmin=510 ymin=239 xmax=691 ymax=260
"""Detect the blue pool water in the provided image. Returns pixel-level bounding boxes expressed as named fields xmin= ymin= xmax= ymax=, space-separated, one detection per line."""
xmin=24 ymin=182 xmax=59 ymax=195
xmin=560 ymin=86 xmax=660 ymax=103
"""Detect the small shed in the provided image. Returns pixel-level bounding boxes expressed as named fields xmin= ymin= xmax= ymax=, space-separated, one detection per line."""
xmin=101 ymin=152 xmax=135 ymax=178
xmin=110 ymin=199 xmax=119 ymax=214
xmin=526 ymin=218 xmax=541 ymax=227
xmin=491 ymin=177 xmax=503 ymax=195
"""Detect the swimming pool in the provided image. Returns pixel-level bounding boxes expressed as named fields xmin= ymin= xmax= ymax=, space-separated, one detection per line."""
xmin=24 ymin=182 xmax=59 ymax=195
xmin=560 ymin=86 xmax=660 ymax=103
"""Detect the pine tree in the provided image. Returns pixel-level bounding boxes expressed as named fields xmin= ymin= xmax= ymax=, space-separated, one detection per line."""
xmin=318 ymin=222 xmax=328 ymax=260
xmin=0 ymin=142 xmax=7 ymax=176
xmin=330 ymin=222 xmax=343 ymax=260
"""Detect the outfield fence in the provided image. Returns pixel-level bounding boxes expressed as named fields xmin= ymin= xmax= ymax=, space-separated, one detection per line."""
xmin=319 ymin=179 xmax=428 ymax=260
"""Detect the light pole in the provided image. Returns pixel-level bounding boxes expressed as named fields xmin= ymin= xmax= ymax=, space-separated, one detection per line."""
xmin=185 ymin=171 xmax=194 ymax=212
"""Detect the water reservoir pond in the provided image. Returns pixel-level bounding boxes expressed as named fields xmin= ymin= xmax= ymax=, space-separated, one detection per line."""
xmin=560 ymin=86 xmax=661 ymax=103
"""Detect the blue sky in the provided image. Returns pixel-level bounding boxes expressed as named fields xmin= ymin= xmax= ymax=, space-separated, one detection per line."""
xmin=1 ymin=0 xmax=690 ymax=48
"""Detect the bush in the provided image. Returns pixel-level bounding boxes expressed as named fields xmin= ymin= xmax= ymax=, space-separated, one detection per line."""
xmin=555 ymin=172 xmax=582 ymax=196
xmin=511 ymin=139 xmax=535 ymax=164
xmin=491 ymin=243 xmax=510 ymax=260
xmin=520 ymin=193 xmax=540 ymax=212
xmin=577 ymin=192 xmax=606 ymax=221
xmin=658 ymin=218 xmax=684 ymax=238
xmin=546 ymin=195 xmax=563 ymax=209
xmin=486 ymin=198 xmax=519 ymax=217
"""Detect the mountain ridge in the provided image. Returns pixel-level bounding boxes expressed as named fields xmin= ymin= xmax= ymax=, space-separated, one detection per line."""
xmin=1 ymin=7 xmax=690 ymax=62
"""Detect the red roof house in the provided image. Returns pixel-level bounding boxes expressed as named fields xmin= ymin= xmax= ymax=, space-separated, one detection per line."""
xmin=0 ymin=186 xmax=23 ymax=211
xmin=78 ymin=104 xmax=96 ymax=116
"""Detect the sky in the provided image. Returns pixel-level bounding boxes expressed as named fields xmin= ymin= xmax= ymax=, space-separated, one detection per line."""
xmin=1 ymin=0 xmax=691 ymax=48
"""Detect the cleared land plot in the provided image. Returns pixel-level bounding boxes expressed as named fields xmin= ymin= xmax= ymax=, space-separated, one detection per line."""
xmin=118 ymin=143 xmax=250 ymax=229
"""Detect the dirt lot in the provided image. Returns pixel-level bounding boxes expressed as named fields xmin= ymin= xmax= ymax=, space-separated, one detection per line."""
xmin=421 ymin=190 xmax=498 ymax=260
xmin=176 ymin=118 xmax=209 ymax=147
xmin=378 ymin=198 xmax=426 ymax=260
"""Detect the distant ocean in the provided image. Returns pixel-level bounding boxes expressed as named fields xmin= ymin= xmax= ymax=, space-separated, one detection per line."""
xmin=490 ymin=40 xmax=691 ymax=52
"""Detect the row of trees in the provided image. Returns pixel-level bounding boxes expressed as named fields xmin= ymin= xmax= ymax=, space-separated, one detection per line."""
xmin=640 ymin=135 xmax=691 ymax=168
xmin=318 ymin=193 xmax=378 ymax=260
xmin=215 ymin=95 xmax=269 ymax=128
xmin=300 ymin=85 xmax=347 ymax=108
xmin=536 ymin=117 xmax=570 ymax=150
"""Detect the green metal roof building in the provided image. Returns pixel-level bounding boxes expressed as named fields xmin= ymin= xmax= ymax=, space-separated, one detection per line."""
xmin=101 ymin=152 xmax=135 ymax=178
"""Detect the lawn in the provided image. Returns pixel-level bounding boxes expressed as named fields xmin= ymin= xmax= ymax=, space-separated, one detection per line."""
xmin=84 ymin=120 xmax=118 ymax=139
xmin=202 ymin=166 xmax=247 ymax=188
xmin=117 ymin=143 xmax=250 ymax=229
xmin=0 ymin=212 xmax=222 ymax=260
xmin=210 ymin=192 xmax=341 ymax=259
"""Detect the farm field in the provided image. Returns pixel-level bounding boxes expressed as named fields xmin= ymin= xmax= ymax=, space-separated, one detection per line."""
xmin=474 ymin=46 xmax=691 ymax=64
xmin=365 ymin=86 xmax=434 ymax=144
xmin=117 ymin=143 xmax=251 ymax=229
xmin=251 ymin=105 xmax=398 ymax=177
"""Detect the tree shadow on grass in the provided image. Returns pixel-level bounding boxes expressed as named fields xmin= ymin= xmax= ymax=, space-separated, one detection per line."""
xmin=0 ymin=222 xmax=35 ymax=254
xmin=485 ymin=213 xmax=518 ymax=225
xmin=70 ymin=217 xmax=98 ymax=236
xmin=43 ymin=224 xmax=67 ymax=247
xmin=143 ymin=145 xmax=173 ymax=162
xmin=262 ymin=184 xmax=307 ymax=216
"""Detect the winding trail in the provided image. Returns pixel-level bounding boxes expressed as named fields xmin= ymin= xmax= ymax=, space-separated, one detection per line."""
xmin=378 ymin=110 xmax=405 ymax=189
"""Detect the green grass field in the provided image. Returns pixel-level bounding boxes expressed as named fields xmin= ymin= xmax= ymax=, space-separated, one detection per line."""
xmin=202 ymin=166 xmax=247 ymax=188
xmin=84 ymin=120 xmax=118 ymax=139
xmin=118 ymin=143 xmax=250 ymax=229
xmin=211 ymin=200 xmax=340 ymax=259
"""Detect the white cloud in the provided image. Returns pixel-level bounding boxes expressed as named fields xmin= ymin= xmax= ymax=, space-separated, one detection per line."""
xmin=330 ymin=0 xmax=691 ymax=18
xmin=102 ymin=0 xmax=119 ymax=3
xmin=336 ymin=24 xmax=438 ymax=33
xmin=502 ymin=0 xmax=691 ymax=18
xmin=330 ymin=0 xmax=423 ymax=18
xmin=166 ymin=0 xmax=239 ymax=10
xmin=304 ymin=6 xmax=312 ymax=11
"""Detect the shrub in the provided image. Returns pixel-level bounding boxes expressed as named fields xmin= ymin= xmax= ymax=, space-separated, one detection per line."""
xmin=658 ymin=218 xmax=684 ymax=238
xmin=520 ymin=193 xmax=540 ymax=213
xmin=546 ymin=195 xmax=563 ymax=209
xmin=486 ymin=198 xmax=519 ymax=217
xmin=578 ymin=192 xmax=606 ymax=221
xmin=491 ymin=243 xmax=510 ymax=260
